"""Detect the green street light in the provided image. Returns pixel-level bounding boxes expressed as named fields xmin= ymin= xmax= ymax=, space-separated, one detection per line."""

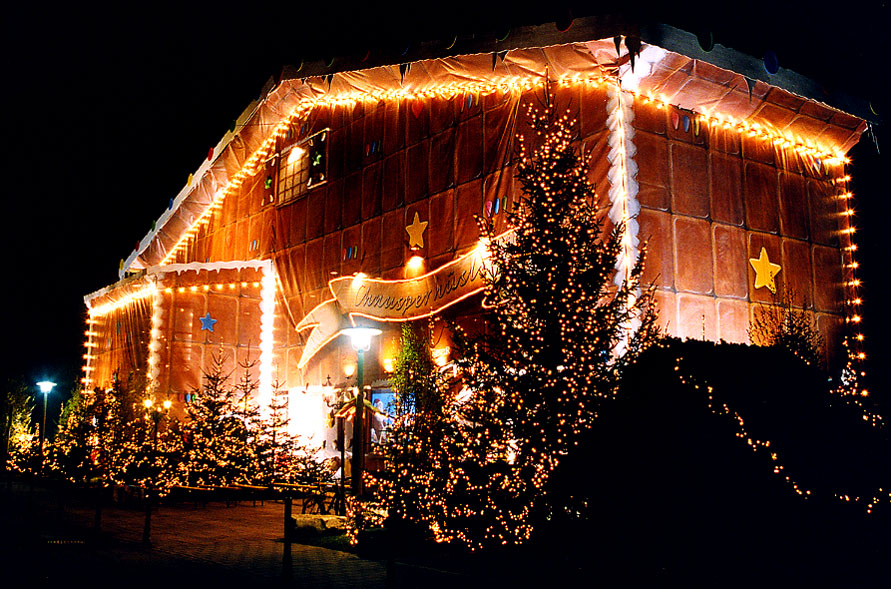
xmin=341 ymin=327 xmax=381 ymax=497
xmin=36 ymin=380 xmax=56 ymax=473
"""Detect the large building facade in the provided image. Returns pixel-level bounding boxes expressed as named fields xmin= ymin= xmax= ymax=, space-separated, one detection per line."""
xmin=82 ymin=23 xmax=868 ymax=444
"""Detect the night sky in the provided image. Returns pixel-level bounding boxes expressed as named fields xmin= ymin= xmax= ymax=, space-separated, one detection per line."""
xmin=2 ymin=2 xmax=889 ymax=416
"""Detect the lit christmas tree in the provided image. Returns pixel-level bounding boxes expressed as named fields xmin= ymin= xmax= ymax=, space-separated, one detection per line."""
xmin=2 ymin=378 xmax=36 ymax=473
xmin=361 ymin=322 xmax=457 ymax=540
xmin=179 ymin=351 xmax=259 ymax=486
xmin=252 ymin=382 xmax=294 ymax=485
xmin=353 ymin=100 xmax=659 ymax=551
xmin=444 ymin=99 xmax=659 ymax=549
xmin=48 ymin=383 xmax=129 ymax=486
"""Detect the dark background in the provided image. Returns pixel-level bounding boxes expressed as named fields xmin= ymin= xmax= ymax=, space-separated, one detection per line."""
xmin=2 ymin=2 xmax=888 ymax=418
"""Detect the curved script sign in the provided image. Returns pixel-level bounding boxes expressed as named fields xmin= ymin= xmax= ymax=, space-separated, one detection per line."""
xmin=296 ymin=244 xmax=493 ymax=367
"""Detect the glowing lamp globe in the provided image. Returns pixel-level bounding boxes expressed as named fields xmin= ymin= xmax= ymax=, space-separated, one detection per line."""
xmin=342 ymin=327 xmax=382 ymax=352
xmin=36 ymin=381 xmax=56 ymax=395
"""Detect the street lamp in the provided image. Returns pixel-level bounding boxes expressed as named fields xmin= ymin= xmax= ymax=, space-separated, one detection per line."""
xmin=341 ymin=327 xmax=381 ymax=497
xmin=36 ymin=380 xmax=56 ymax=473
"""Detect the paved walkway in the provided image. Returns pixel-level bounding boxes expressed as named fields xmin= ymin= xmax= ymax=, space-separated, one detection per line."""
xmin=0 ymin=479 xmax=386 ymax=588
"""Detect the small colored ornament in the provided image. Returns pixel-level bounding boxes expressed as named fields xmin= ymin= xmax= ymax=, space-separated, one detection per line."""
xmin=411 ymin=101 xmax=424 ymax=119
xmin=199 ymin=312 xmax=218 ymax=332
xmin=207 ymin=147 xmax=214 ymax=161
xmin=265 ymin=176 xmax=273 ymax=189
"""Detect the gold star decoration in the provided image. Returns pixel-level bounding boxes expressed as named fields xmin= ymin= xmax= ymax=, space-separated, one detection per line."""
xmin=749 ymin=246 xmax=782 ymax=294
xmin=405 ymin=212 xmax=428 ymax=249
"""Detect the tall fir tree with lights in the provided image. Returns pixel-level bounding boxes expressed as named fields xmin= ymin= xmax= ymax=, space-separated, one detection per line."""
xmin=444 ymin=99 xmax=658 ymax=549
xmin=48 ymin=384 xmax=129 ymax=486
xmin=180 ymin=351 xmax=259 ymax=486
xmin=116 ymin=401 xmax=183 ymax=497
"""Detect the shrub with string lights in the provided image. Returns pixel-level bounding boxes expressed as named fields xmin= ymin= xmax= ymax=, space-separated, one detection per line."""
xmin=749 ymin=289 xmax=825 ymax=370
xmin=356 ymin=321 xmax=458 ymax=543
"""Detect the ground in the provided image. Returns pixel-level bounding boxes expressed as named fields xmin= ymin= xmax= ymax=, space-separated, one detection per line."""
xmin=0 ymin=479 xmax=385 ymax=588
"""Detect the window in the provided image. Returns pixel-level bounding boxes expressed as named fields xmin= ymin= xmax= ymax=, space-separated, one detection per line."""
xmin=278 ymin=129 xmax=328 ymax=203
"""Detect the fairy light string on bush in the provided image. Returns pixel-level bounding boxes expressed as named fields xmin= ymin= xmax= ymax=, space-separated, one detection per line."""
xmin=674 ymin=353 xmax=889 ymax=514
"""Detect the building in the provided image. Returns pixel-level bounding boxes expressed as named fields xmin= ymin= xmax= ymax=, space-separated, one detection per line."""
xmin=82 ymin=20 xmax=870 ymax=448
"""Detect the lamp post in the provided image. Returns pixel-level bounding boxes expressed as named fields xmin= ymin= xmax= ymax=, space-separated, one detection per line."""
xmin=142 ymin=397 xmax=172 ymax=545
xmin=36 ymin=381 xmax=56 ymax=473
xmin=342 ymin=327 xmax=381 ymax=497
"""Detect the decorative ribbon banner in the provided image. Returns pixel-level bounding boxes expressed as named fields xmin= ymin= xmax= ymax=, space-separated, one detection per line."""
xmin=296 ymin=244 xmax=493 ymax=368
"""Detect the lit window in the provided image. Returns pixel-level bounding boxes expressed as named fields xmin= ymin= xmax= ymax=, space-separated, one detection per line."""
xmin=278 ymin=129 xmax=328 ymax=203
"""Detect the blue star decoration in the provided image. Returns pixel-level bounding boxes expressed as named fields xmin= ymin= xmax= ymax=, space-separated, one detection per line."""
xmin=199 ymin=312 xmax=217 ymax=332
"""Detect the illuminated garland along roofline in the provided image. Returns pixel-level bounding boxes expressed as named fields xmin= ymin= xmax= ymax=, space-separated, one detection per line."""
xmin=155 ymin=74 xmax=852 ymax=268
xmin=83 ymin=260 xmax=276 ymax=395
xmin=124 ymin=37 xmax=862 ymax=275
xmin=120 ymin=40 xmax=868 ymax=371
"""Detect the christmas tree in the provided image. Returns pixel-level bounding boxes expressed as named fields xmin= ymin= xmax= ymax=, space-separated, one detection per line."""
xmin=749 ymin=288 xmax=824 ymax=369
xmin=443 ymin=99 xmax=659 ymax=549
xmin=360 ymin=321 xmax=456 ymax=539
xmin=180 ymin=351 xmax=259 ymax=486
xmin=48 ymin=383 xmax=129 ymax=486
xmin=2 ymin=378 xmax=35 ymax=473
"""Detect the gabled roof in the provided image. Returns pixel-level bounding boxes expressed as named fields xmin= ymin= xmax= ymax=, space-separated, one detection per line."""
xmin=121 ymin=18 xmax=869 ymax=279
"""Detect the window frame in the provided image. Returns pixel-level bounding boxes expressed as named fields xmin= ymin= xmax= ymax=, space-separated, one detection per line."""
xmin=277 ymin=128 xmax=330 ymax=205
